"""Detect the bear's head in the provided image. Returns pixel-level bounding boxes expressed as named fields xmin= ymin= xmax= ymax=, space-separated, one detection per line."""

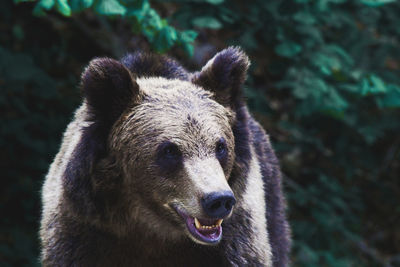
xmin=64 ymin=47 xmax=250 ymax=245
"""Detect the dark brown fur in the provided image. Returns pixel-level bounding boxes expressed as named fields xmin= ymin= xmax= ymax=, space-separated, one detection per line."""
xmin=40 ymin=47 xmax=290 ymax=266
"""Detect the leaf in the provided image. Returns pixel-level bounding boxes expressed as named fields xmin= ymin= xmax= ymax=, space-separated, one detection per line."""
xmin=179 ymin=30 xmax=198 ymax=43
xmin=13 ymin=0 xmax=36 ymax=3
xmin=275 ymin=42 xmax=302 ymax=58
xmin=312 ymin=53 xmax=340 ymax=75
xmin=178 ymin=30 xmax=197 ymax=57
xmin=376 ymin=85 xmax=400 ymax=108
xmin=182 ymin=42 xmax=194 ymax=57
xmin=361 ymin=0 xmax=396 ymax=7
xmin=192 ymin=17 xmax=222 ymax=29
xmin=205 ymin=0 xmax=224 ymax=4
xmin=55 ymin=0 xmax=71 ymax=16
xmin=361 ymin=74 xmax=387 ymax=96
xmin=327 ymin=45 xmax=354 ymax=66
xmin=143 ymin=8 xmax=163 ymax=31
xmin=12 ymin=25 xmax=25 ymax=40
xmin=37 ymin=0 xmax=55 ymax=10
xmin=125 ymin=0 xmax=150 ymax=21
xmin=357 ymin=125 xmax=384 ymax=144
xmin=153 ymin=26 xmax=178 ymax=52
xmin=323 ymin=86 xmax=349 ymax=113
xmin=32 ymin=0 xmax=54 ymax=15
xmin=293 ymin=12 xmax=316 ymax=25
xmin=69 ymin=0 xmax=93 ymax=12
xmin=94 ymin=0 xmax=127 ymax=16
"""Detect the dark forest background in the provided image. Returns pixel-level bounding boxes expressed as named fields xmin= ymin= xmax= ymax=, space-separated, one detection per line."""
xmin=1 ymin=0 xmax=400 ymax=266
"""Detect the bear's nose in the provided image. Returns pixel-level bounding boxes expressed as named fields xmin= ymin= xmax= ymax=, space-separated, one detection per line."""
xmin=201 ymin=191 xmax=236 ymax=218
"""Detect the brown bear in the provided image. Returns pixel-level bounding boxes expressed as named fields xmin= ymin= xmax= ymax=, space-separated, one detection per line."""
xmin=40 ymin=47 xmax=291 ymax=266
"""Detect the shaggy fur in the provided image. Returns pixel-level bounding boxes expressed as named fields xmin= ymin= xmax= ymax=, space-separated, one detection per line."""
xmin=40 ymin=47 xmax=291 ymax=266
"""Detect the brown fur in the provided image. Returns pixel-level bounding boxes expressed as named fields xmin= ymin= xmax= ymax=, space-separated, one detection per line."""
xmin=40 ymin=47 xmax=290 ymax=266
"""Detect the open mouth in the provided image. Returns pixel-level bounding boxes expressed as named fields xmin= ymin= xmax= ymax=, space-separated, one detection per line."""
xmin=174 ymin=208 xmax=223 ymax=244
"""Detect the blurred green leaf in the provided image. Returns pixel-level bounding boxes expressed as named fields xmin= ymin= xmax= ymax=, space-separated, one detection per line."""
xmin=192 ymin=16 xmax=222 ymax=29
xmin=178 ymin=30 xmax=197 ymax=56
xmin=293 ymin=11 xmax=316 ymax=25
xmin=180 ymin=30 xmax=197 ymax=43
xmin=376 ymin=85 xmax=400 ymax=108
xmin=94 ymin=0 xmax=126 ymax=15
xmin=361 ymin=74 xmax=387 ymax=96
xmin=55 ymin=0 xmax=71 ymax=16
xmin=275 ymin=42 xmax=302 ymax=58
xmin=32 ymin=0 xmax=54 ymax=15
xmin=12 ymin=25 xmax=24 ymax=40
xmin=13 ymin=0 xmax=36 ymax=3
xmin=69 ymin=0 xmax=93 ymax=12
xmin=153 ymin=26 xmax=177 ymax=52
xmin=126 ymin=0 xmax=150 ymax=20
xmin=361 ymin=0 xmax=396 ymax=7
xmin=205 ymin=0 xmax=224 ymax=4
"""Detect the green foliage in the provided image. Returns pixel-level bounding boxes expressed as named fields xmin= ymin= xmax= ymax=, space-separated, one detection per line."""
xmin=95 ymin=0 xmax=126 ymax=15
xmin=361 ymin=0 xmax=397 ymax=7
xmin=192 ymin=16 xmax=222 ymax=29
xmin=2 ymin=0 xmax=400 ymax=266
xmin=275 ymin=42 xmax=302 ymax=58
xmin=0 ymin=43 xmax=76 ymax=267
xmin=15 ymin=0 xmax=197 ymax=55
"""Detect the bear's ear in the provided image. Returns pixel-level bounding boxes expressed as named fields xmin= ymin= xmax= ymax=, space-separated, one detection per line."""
xmin=63 ymin=58 xmax=139 ymax=216
xmin=192 ymin=47 xmax=250 ymax=107
xmin=81 ymin=57 xmax=140 ymax=123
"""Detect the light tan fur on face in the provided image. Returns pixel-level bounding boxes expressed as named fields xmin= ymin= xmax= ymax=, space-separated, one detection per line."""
xmin=106 ymin=77 xmax=236 ymax=240
xmin=182 ymin=157 xmax=233 ymax=217
xmin=184 ymin=157 xmax=230 ymax=195
xmin=111 ymin=77 xmax=234 ymax=162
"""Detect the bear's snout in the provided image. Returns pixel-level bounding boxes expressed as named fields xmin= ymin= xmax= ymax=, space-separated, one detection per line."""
xmin=201 ymin=191 xmax=236 ymax=218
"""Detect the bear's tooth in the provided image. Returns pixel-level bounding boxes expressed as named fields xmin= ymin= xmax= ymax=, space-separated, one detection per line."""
xmin=216 ymin=219 xmax=223 ymax=226
xmin=194 ymin=218 xmax=201 ymax=229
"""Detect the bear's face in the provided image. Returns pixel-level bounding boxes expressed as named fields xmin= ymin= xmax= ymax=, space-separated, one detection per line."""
xmin=74 ymin=47 xmax=249 ymax=245
xmin=110 ymin=78 xmax=236 ymax=244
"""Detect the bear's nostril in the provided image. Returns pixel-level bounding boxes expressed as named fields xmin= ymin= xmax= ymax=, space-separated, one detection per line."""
xmin=201 ymin=191 xmax=236 ymax=218
xmin=210 ymin=202 xmax=221 ymax=211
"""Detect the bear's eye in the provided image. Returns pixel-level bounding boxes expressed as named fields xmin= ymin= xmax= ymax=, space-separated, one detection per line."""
xmin=158 ymin=141 xmax=181 ymax=160
xmin=156 ymin=141 xmax=183 ymax=174
xmin=215 ymin=138 xmax=227 ymax=159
